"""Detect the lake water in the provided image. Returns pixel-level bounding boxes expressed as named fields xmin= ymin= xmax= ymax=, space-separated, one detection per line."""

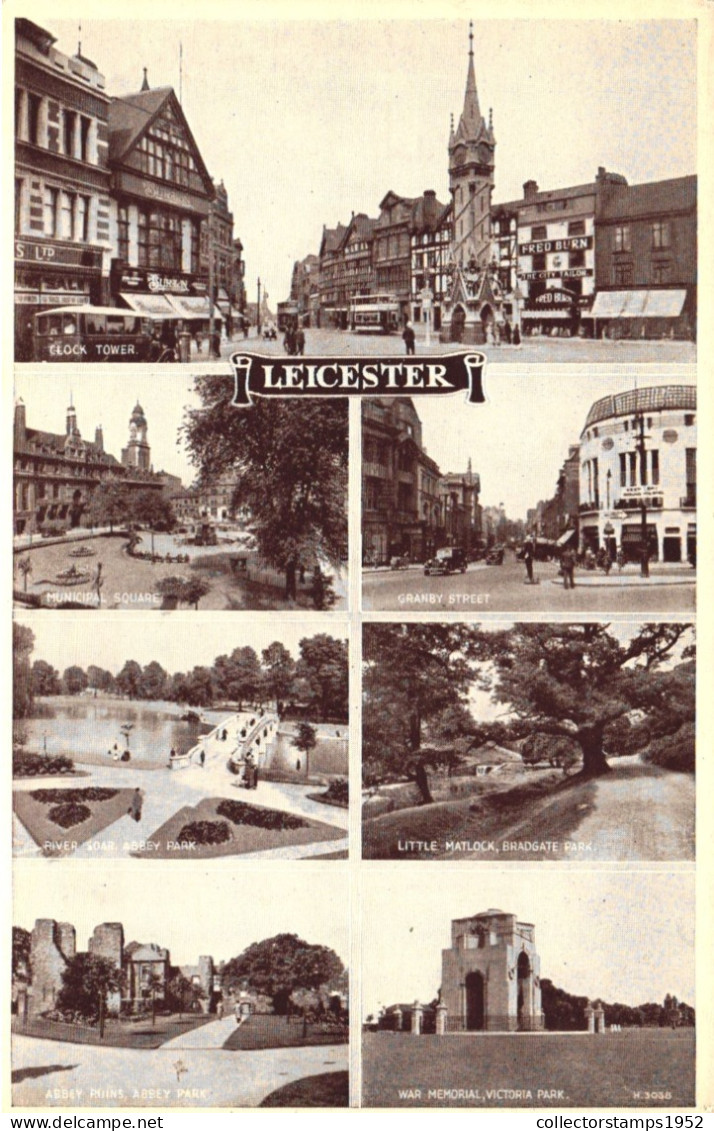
xmin=26 ymin=697 xmax=223 ymax=767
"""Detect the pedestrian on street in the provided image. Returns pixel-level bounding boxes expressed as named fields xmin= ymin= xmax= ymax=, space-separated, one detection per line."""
xmin=402 ymin=321 xmax=416 ymax=355
xmin=217 ymin=1000 xmax=224 ymax=1019
xmin=561 ymin=546 xmax=576 ymax=589
xmin=295 ymin=325 xmax=306 ymax=355
xmin=209 ymin=327 xmax=221 ymax=359
xmin=640 ymin=544 xmax=650 ymax=578
xmin=503 ymin=320 xmax=512 ymax=345
xmin=523 ymin=538 xmax=534 ymax=584
xmin=129 ymin=787 xmax=143 ymax=822
xmin=513 ymin=324 xmax=522 ymax=348
xmin=200 ymin=747 xmax=206 ymax=767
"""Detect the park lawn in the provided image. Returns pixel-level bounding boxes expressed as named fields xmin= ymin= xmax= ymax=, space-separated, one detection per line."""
xmin=260 ymin=1071 xmax=349 ymax=1107
xmin=362 ymin=1031 xmax=695 ymax=1108
xmin=362 ymin=773 xmax=564 ymax=859
xmin=222 ymin=1014 xmax=348 ymax=1051
xmin=134 ymin=795 xmax=344 ymax=859
xmin=13 ymin=788 xmax=136 ymax=857
xmin=11 ymin=1014 xmax=213 ymax=1051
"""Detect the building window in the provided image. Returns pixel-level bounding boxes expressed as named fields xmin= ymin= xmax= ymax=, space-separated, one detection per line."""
xmin=531 ymin=225 xmax=547 ymax=241
xmin=613 ymin=263 xmax=633 ymax=286
xmin=15 ymin=178 xmax=23 ymax=234
xmin=650 ymin=449 xmax=660 ymax=486
xmin=77 ymin=195 xmax=90 ymax=242
xmin=63 ymin=110 xmax=76 ymax=157
xmin=27 ymin=92 xmax=43 ymax=145
xmin=43 ymin=185 xmax=59 ymax=237
xmin=118 ymin=205 xmax=129 ymax=260
xmin=684 ymin=413 xmax=695 ymax=426
xmin=80 ymin=116 xmax=91 ymax=162
xmin=619 ymin=452 xmax=627 ymax=488
xmin=614 ymin=225 xmax=631 ymax=252
xmin=568 ymin=220 xmax=586 ymax=236
xmin=628 ymin=451 xmax=637 ymax=487
xmin=60 ymin=191 xmax=74 ymax=240
xmin=532 ymin=253 xmax=546 ymax=272
xmin=652 ymin=261 xmax=671 ymax=284
xmin=652 ymin=221 xmax=671 ymax=250
xmin=569 ymin=249 xmax=586 ymax=269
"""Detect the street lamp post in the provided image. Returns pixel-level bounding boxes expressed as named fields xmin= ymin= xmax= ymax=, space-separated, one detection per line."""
xmin=635 ymin=411 xmax=651 ymax=577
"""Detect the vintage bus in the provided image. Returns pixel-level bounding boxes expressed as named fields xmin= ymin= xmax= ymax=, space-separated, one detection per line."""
xmin=31 ymin=306 xmax=179 ymax=362
xmin=349 ymin=293 xmax=401 ymax=333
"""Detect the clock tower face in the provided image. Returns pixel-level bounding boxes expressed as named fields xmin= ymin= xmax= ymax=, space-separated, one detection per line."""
xmin=478 ymin=142 xmax=492 ymax=166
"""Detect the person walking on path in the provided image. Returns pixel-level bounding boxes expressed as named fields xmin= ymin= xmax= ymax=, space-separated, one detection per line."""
xmin=523 ymin=538 xmax=535 ymax=584
xmin=561 ymin=546 xmax=576 ymax=589
xmin=402 ymin=321 xmax=416 ymax=355
xmin=129 ymin=787 xmax=143 ymax=822
xmin=295 ymin=325 xmax=306 ymax=355
xmin=640 ymin=543 xmax=650 ymax=578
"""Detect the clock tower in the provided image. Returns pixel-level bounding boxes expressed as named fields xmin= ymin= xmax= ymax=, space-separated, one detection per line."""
xmin=449 ymin=22 xmax=495 ymax=270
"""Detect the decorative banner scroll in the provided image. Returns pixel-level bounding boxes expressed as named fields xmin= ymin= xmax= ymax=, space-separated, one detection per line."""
xmin=229 ymin=351 xmax=486 ymax=406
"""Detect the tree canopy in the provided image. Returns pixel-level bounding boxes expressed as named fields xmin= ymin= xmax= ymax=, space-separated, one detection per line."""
xmin=363 ymin=622 xmax=695 ymax=794
xmin=222 ymin=933 xmax=345 ymax=1015
xmin=56 ymin=953 xmax=124 ymax=1024
xmin=182 ymin=381 xmax=348 ymax=599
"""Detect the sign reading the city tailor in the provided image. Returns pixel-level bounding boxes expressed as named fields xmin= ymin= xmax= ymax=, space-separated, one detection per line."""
xmin=229 ymin=351 xmax=486 ymax=406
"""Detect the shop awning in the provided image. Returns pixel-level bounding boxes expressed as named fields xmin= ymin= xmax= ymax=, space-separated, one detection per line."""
xmin=589 ymin=290 xmax=686 ymax=319
xmin=556 ymin=529 xmax=576 ymax=546
xmin=166 ymin=295 xmax=223 ymax=321
xmin=120 ymin=292 xmax=175 ymax=317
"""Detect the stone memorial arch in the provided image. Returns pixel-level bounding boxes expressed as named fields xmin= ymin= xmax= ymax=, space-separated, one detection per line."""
xmin=440 ymin=909 xmax=545 ymax=1032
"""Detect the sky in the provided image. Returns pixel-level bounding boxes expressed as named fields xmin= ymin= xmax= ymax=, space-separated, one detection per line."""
xmin=37 ymin=12 xmax=697 ymax=307
xmin=14 ymin=863 xmax=348 ymax=966
xmin=16 ymin=611 xmax=346 ymax=673
xmin=361 ymin=869 xmax=695 ymax=1016
xmin=412 ymin=372 xmax=696 ymax=520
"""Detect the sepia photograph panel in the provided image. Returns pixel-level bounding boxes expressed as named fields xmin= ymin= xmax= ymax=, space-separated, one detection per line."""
xmin=11 ymin=865 xmax=349 ymax=1108
xmin=13 ymin=17 xmax=696 ymax=364
xmin=13 ymin=614 xmax=349 ymax=861
xmin=13 ymin=372 xmax=348 ymax=612
xmin=361 ymin=870 xmax=695 ymax=1108
xmin=361 ymin=374 xmax=696 ymax=614
xmin=362 ymin=621 xmax=694 ymax=862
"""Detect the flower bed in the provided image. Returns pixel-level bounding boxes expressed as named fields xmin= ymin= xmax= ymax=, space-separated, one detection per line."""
xmin=216 ymin=799 xmax=307 ymax=831
xmin=31 ymin=788 xmax=118 ymax=804
xmin=47 ymin=801 xmax=92 ymax=828
xmin=14 ymin=752 xmax=75 ymax=777
xmin=176 ymin=819 xmax=232 ymax=846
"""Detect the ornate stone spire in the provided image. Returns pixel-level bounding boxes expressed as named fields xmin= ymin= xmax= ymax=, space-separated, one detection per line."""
xmin=458 ymin=20 xmax=483 ymax=138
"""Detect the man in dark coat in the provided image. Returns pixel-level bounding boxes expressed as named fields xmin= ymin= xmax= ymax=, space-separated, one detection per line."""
xmin=523 ymin=539 xmax=534 ymax=583
xmin=402 ymin=321 xmax=416 ymax=355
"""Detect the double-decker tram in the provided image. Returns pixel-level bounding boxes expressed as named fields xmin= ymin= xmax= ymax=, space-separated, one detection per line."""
xmin=349 ymin=293 xmax=401 ymax=333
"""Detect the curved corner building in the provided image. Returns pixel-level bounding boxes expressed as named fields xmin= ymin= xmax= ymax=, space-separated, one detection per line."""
xmin=579 ymin=385 xmax=696 ymax=562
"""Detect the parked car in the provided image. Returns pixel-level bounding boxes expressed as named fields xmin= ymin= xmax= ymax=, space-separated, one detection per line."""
xmin=424 ymin=547 xmax=467 ymax=576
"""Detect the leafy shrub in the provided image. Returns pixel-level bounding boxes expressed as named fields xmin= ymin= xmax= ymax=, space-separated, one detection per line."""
xmin=176 ymin=820 xmax=231 ymax=846
xmin=216 ymin=799 xmax=307 ymax=830
xmin=322 ymin=778 xmax=348 ymax=805
xmin=13 ymin=752 xmax=74 ymax=777
xmin=31 ymin=788 xmax=118 ymax=804
xmin=47 ymin=802 xmax=92 ymax=828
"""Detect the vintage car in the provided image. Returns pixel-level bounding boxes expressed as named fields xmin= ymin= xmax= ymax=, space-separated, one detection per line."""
xmin=423 ymin=547 xmax=467 ymax=576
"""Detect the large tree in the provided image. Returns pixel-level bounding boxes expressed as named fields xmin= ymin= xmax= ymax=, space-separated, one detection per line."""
xmin=130 ymin=490 xmax=175 ymax=532
xmin=465 ymin=622 xmax=695 ymax=778
xmin=261 ymin=642 xmax=296 ymax=715
xmin=86 ymin=665 xmax=115 ymax=694
xmin=362 ymin=623 xmax=479 ymax=802
xmin=222 ymin=934 xmax=345 ymax=1015
xmin=182 ymin=381 xmax=348 ymax=599
xmin=31 ymin=659 xmax=61 ymax=697
xmin=115 ymin=659 xmax=143 ymax=699
xmin=296 ymin=634 xmax=348 ymax=722
xmin=138 ymin=661 xmax=169 ymax=701
xmin=56 ymin=953 xmax=124 ymax=1037
xmin=213 ymin=646 xmax=262 ymax=707
xmin=13 ymin=622 xmax=35 ymax=719
xmin=84 ymin=482 xmax=132 ymax=532
xmin=62 ymin=666 xmax=88 ymax=696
